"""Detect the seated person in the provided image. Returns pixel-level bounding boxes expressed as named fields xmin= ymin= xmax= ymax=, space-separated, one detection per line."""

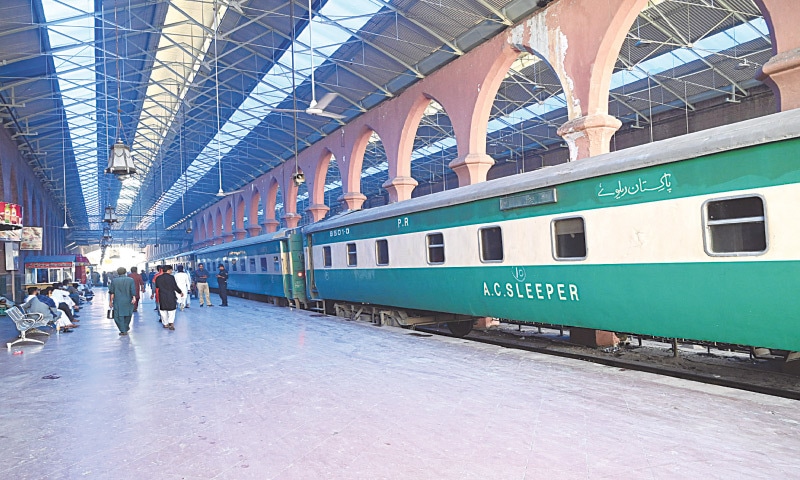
xmin=23 ymin=287 xmax=75 ymax=333
xmin=43 ymin=286 xmax=79 ymax=325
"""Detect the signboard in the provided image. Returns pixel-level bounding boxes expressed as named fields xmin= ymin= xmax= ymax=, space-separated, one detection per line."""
xmin=500 ymin=188 xmax=558 ymax=211
xmin=0 ymin=202 xmax=23 ymax=229
xmin=20 ymin=227 xmax=43 ymax=250
xmin=4 ymin=242 xmax=19 ymax=271
xmin=25 ymin=262 xmax=73 ymax=269
xmin=0 ymin=228 xmax=22 ymax=241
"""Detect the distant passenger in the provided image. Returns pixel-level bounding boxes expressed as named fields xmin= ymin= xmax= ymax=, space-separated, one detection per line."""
xmin=155 ymin=265 xmax=183 ymax=330
xmin=128 ymin=266 xmax=145 ymax=312
xmin=174 ymin=265 xmax=192 ymax=311
xmin=216 ymin=264 xmax=229 ymax=307
xmin=193 ymin=263 xmax=212 ymax=307
xmin=109 ymin=266 xmax=136 ymax=336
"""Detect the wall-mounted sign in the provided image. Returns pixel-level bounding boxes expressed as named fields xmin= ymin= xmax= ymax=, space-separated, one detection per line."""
xmin=20 ymin=227 xmax=43 ymax=250
xmin=0 ymin=228 xmax=21 ymax=241
xmin=0 ymin=202 xmax=23 ymax=230
xmin=5 ymin=242 xmax=19 ymax=271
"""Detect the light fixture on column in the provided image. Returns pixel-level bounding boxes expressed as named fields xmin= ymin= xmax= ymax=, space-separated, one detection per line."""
xmin=105 ymin=7 xmax=136 ymax=178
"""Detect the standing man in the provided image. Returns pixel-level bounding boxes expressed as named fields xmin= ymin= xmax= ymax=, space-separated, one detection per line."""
xmin=193 ymin=263 xmax=211 ymax=307
xmin=216 ymin=264 xmax=229 ymax=307
xmin=150 ymin=265 xmax=164 ymax=315
xmin=109 ymin=266 xmax=136 ymax=336
xmin=174 ymin=265 xmax=192 ymax=310
xmin=148 ymin=268 xmax=157 ymax=291
xmin=154 ymin=265 xmax=183 ymax=330
xmin=128 ymin=266 xmax=145 ymax=312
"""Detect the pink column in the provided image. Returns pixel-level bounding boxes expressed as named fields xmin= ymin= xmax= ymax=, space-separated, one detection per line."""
xmin=420 ymin=34 xmax=519 ymax=186
xmin=755 ymin=0 xmax=800 ymax=111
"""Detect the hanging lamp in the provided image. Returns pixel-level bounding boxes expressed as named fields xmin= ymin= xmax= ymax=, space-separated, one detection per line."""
xmin=105 ymin=7 xmax=136 ymax=178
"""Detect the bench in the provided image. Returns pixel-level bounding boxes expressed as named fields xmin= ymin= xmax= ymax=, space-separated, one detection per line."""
xmin=6 ymin=306 xmax=51 ymax=349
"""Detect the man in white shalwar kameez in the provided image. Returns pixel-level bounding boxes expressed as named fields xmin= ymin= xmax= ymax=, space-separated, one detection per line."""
xmin=174 ymin=265 xmax=192 ymax=310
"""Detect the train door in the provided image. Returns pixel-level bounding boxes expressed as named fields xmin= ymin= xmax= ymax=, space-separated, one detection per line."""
xmin=287 ymin=232 xmax=308 ymax=305
xmin=305 ymin=234 xmax=319 ymax=299
xmin=279 ymin=239 xmax=292 ymax=299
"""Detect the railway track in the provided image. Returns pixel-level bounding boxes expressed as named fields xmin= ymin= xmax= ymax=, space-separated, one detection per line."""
xmin=414 ymin=324 xmax=800 ymax=401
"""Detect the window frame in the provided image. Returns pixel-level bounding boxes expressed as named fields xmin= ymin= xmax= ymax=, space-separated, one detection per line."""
xmin=551 ymin=216 xmax=588 ymax=261
xmin=478 ymin=226 xmax=504 ymax=263
xmin=426 ymin=232 xmax=445 ymax=265
xmin=322 ymin=246 xmax=332 ymax=268
xmin=702 ymin=194 xmax=768 ymax=257
xmin=375 ymin=239 xmax=389 ymax=266
xmin=346 ymin=242 xmax=358 ymax=267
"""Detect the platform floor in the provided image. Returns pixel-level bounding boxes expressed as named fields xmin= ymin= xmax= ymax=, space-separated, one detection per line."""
xmin=1 ymin=289 xmax=799 ymax=479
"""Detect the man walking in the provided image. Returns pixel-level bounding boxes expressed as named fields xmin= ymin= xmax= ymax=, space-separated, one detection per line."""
xmin=109 ymin=266 xmax=136 ymax=336
xmin=154 ymin=265 xmax=183 ymax=330
xmin=128 ymin=266 xmax=145 ymax=312
xmin=174 ymin=265 xmax=192 ymax=310
xmin=216 ymin=264 xmax=229 ymax=307
xmin=193 ymin=263 xmax=212 ymax=307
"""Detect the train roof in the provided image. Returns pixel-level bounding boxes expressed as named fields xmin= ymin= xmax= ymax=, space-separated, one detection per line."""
xmin=305 ymin=108 xmax=800 ymax=234
xmin=193 ymin=229 xmax=293 ymax=255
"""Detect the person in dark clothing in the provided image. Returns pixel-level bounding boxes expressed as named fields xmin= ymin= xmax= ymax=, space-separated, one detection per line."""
xmin=128 ymin=266 xmax=145 ymax=312
xmin=109 ymin=267 xmax=136 ymax=335
xmin=154 ymin=265 xmax=183 ymax=330
xmin=151 ymin=265 xmax=164 ymax=313
xmin=148 ymin=269 xmax=157 ymax=290
xmin=193 ymin=263 xmax=211 ymax=306
xmin=216 ymin=264 xmax=229 ymax=306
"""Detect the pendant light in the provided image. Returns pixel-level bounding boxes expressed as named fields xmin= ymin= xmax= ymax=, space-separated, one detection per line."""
xmin=105 ymin=6 xmax=136 ymax=177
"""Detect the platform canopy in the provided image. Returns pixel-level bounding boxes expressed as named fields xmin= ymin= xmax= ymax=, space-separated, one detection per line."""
xmin=0 ymin=0 xmax=771 ymax=246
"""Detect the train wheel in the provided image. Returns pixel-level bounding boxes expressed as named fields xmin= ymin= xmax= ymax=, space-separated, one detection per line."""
xmin=447 ymin=320 xmax=473 ymax=337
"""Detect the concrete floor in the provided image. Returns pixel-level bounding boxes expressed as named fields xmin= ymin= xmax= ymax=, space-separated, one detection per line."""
xmin=1 ymin=288 xmax=799 ymax=479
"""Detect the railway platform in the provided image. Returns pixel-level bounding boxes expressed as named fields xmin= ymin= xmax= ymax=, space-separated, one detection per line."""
xmin=2 ymin=291 xmax=799 ymax=479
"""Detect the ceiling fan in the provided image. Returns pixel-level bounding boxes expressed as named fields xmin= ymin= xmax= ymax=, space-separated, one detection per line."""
xmin=268 ymin=0 xmax=345 ymax=120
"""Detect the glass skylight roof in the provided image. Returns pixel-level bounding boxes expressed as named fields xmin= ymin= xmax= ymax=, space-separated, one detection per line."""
xmin=41 ymin=0 xmax=99 ymax=225
xmin=139 ymin=0 xmax=383 ymax=229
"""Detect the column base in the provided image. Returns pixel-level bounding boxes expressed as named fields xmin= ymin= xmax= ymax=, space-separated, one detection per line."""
xmin=233 ymin=229 xmax=247 ymax=240
xmin=222 ymin=234 xmax=234 ymax=243
xmin=382 ymin=176 xmax=418 ymax=203
xmin=448 ymin=153 xmax=494 ymax=187
xmin=261 ymin=219 xmax=280 ymax=233
xmin=306 ymin=203 xmax=330 ymax=222
xmin=757 ymin=48 xmax=800 ymax=112
xmin=282 ymin=213 xmax=301 ymax=229
xmin=557 ymin=113 xmax=622 ymax=161
xmin=339 ymin=192 xmax=367 ymax=211
xmin=246 ymin=225 xmax=262 ymax=237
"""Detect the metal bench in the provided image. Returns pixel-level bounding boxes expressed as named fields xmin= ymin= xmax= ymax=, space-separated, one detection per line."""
xmin=6 ymin=306 xmax=51 ymax=349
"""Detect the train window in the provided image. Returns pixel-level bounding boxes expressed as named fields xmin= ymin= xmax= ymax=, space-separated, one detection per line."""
xmin=552 ymin=217 xmax=587 ymax=260
xmin=260 ymin=257 xmax=269 ymax=272
xmin=231 ymin=259 xmax=238 ymax=272
xmin=249 ymin=258 xmax=256 ymax=273
xmin=347 ymin=243 xmax=357 ymax=267
xmin=376 ymin=239 xmax=389 ymax=266
xmin=224 ymin=260 xmax=229 ymax=272
xmin=323 ymin=246 xmax=332 ymax=268
xmin=704 ymin=196 xmax=767 ymax=255
xmin=273 ymin=255 xmax=281 ymax=273
xmin=426 ymin=233 xmax=445 ymax=264
xmin=479 ymin=226 xmax=504 ymax=262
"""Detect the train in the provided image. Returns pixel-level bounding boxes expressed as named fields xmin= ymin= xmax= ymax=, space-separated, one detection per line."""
xmin=161 ymin=109 xmax=800 ymax=352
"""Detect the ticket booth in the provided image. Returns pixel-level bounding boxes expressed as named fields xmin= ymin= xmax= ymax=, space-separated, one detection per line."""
xmin=23 ymin=255 xmax=91 ymax=290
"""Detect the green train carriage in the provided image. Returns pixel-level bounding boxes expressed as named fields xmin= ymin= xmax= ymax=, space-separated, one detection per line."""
xmin=193 ymin=229 xmax=307 ymax=306
xmin=303 ymin=109 xmax=800 ymax=351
